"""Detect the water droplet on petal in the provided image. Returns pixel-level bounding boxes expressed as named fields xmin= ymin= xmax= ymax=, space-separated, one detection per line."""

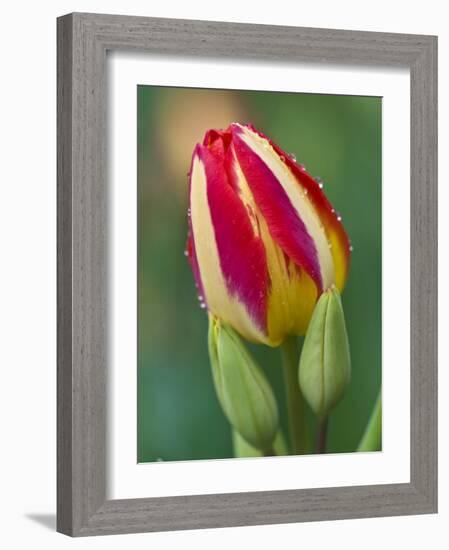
xmin=337 ymin=214 xmax=342 ymax=222
xmin=299 ymin=163 xmax=306 ymax=171
xmin=349 ymin=245 xmax=354 ymax=252
xmin=289 ymin=153 xmax=297 ymax=161
xmin=184 ymin=250 xmax=189 ymax=257
xmin=199 ymin=302 xmax=207 ymax=309
xmin=318 ymin=182 xmax=324 ymax=189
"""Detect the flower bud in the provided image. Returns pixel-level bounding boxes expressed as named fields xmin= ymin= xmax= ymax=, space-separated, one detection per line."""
xmin=208 ymin=315 xmax=279 ymax=452
xmin=298 ymin=287 xmax=351 ymax=418
xmin=187 ymin=123 xmax=351 ymax=346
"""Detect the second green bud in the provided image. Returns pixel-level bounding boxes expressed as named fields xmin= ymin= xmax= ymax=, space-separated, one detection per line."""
xmin=299 ymin=287 xmax=351 ymax=419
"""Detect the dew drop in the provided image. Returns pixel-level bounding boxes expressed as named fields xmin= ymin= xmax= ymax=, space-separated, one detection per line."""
xmin=337 ymin=214 xmax=342 ymax=222
xmin=318 ymin=182 xmax=324 ymax=189
xmin=299 ymin=163 xmax=306 ymax=171
xmin=199 ymin=302 xmax=207 ymax=309
xmin=331 ymin=208 xmax=335 ymax=214
xmin=184 ymin=250 xmax=189 ymax=257
xmin=349 ymin=245 xmax=354 ymax=252
xmin=289 ymin=152 xmax=297 ymax=161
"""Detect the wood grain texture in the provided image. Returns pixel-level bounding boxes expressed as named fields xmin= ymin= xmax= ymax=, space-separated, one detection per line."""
xmin=57 ymin=12 xmax=438 ymax=536
xmin=57 ymin=13 xmax=74 ymax=536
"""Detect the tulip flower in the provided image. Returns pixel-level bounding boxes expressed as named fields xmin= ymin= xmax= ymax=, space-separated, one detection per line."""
xmin=186 ymin=122 xmax=351 ymax=347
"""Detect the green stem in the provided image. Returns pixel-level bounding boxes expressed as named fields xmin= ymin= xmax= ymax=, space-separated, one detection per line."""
xmin=357 ymin=392 xmax=382 ymax=452
xmin=281 ymin=336 xmax=309 ymax=455
xmin=315 ymin=416 xmax=329 ymax=454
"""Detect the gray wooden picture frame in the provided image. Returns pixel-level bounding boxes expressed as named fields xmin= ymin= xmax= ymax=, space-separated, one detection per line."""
xmin=57 ymin=12 xmax=438 ymax=537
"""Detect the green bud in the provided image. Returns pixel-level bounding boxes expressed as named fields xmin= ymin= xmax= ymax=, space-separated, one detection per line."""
xmin=208 ymin=315 xmax=279 ymax=452
xmin=298 ymin=287 xmax=351 ymax=418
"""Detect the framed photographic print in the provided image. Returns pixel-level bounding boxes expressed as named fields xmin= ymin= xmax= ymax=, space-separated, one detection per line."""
xmin=57 ymin=12 xmax=438 ymax=536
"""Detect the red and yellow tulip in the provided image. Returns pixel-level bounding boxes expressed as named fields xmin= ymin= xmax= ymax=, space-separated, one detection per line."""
xmin=186 ymin=123 xmax=351 ymax=347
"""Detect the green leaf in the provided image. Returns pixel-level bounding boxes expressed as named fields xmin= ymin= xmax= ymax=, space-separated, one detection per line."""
xmin=357 ymin=392 xmax=382 ymax=452
xmin=208 ymin=316 xmax=279 ymax=452
xmin=298 ymin=287 xmax=351 ymax=418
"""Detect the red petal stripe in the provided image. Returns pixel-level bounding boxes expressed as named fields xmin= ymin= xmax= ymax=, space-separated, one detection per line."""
xmin=198 ymin=144 xmax=269 ymax=334
xmin=231 ymin=126 xmax=324 ymax=293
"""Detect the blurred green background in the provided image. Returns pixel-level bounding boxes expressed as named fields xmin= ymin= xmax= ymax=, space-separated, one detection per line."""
xmin=137 ymin=86 xmax=381 ymax=462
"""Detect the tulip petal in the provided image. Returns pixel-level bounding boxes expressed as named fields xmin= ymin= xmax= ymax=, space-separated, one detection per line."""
xmin=186 ymin=150 xmax=207 ymax=304
xmin=286 ymin=165 xmax=351 ymax=292
xmin=231 ymin=124 xmax=335 ymax=294
xmin=189 ymin=144 xmax=270 ymax=343
xmin=185 ymin=232 xmax=205 ymax=304
xmin=243 ymin=124 xmax=351 ymax=291
xmin=225 ymin=144 xmax=319 ymax=342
